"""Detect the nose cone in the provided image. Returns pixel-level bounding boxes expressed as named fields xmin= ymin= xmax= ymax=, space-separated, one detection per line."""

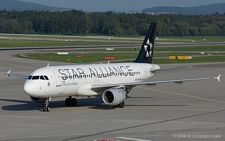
xmin=23 ymin=81 xmax=34 ymax=96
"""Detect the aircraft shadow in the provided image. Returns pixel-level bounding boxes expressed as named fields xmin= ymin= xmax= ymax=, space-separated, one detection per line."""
xmin=0 ymin=98 xmax=44 ymax=111
xmin=126 ymin=104 xmax=187 ymax=107
xmin=76 ymin=97 xmax=115 ymax=110
xmin=0 ymin=97 xmax=110 ymax=111
xmin=128 ymin=96 xmax=157 ymax=98
xmin=0 ymin=96 xmax=185 ymax=111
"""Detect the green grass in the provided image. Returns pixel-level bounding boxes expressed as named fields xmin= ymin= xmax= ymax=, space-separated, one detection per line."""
xmin=0 ymin=39 xmax=136 ymax=47
xmin=19 ymin=46 xmax=225 ymax=64
xmin=155 ymin=46 xmax=225 ymax=51
xmin=153 ymin=56 xmax=225 ymax=64
xmin=0 ymin=34 xmax=143 ymax=42
xmin=20 ymin=52 xmax=138 ymax=63
xmin=158 ymin=36 xmax=225 ymax=42
xmin=1 ymin=33 xmax=225 ymax=42
xmin=1 ymin=34 xmax=225 ymax=48
xmin=2 ymin=34 xmax=224 ymax=64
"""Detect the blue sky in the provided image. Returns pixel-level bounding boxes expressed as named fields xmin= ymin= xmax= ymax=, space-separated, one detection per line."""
xmin=19 ymin=0 xmax=225 ymax=12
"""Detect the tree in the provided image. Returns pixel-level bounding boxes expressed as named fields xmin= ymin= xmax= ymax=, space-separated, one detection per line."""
xmin=0 ymin=10 xmax=225 ymax=36
xmin=200 ymin=26 xmax=216 ymax=36
xmin=9 ymin=19 xmax=20 ymax=33
xmin=189 ymin=26 xmax=199 ymax=36
xmin=21 ymin=21 xmax=34 ymax=33
xmin=103 ymin=22 xmax=121 ymax=36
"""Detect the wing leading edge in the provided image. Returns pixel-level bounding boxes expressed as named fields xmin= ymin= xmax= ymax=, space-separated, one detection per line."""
xmin=91 ymin=74 xmax=221 ymax=92
xmin=6 ymin=70 xmax=28 ymax=79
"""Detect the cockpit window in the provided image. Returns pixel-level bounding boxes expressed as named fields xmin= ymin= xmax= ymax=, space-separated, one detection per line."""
xmin=32 ymin=76 xmax=39 ymax=80
xmin=44 ymin=75 xmax=49 ymax=80
xmin=40 ymin=76 xmax=45 ymax=80
xmin=28 ymin=75 xmax=32 ymax=80
xmin=28 ymin=75 xmax=49 ymax=80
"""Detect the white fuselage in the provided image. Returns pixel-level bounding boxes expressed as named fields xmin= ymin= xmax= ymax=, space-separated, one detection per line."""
xmin=23 ymin=63 xmax=160 ymax=98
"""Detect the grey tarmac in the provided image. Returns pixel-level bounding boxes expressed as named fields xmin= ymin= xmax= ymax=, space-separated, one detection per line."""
xmin=0 ymin=48 xmax=224 ymax=141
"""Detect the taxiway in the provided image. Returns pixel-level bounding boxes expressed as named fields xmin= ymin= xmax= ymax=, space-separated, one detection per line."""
xmin=0 ymin=48 xmax=224 ymax=141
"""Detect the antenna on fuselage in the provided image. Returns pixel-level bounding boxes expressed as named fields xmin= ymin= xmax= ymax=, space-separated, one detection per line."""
xmin=47 ymin=63 xmax=49 ymax=67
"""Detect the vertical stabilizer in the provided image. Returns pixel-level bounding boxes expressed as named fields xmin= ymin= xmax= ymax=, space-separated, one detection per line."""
xmin=134 ymin=23 xmax=157 ymax=63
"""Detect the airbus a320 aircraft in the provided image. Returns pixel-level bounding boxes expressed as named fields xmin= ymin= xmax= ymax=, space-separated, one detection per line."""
xmin=6 ymin=23 xmax=221 ymax=112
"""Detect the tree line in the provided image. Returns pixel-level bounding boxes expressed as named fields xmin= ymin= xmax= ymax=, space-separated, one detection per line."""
xmin=0 ymin=10 xmax=225 ymax=36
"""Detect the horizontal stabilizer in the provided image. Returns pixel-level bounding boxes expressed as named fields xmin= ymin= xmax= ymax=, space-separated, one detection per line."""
xmin=151 ymin=66 xmax=193 ymax=73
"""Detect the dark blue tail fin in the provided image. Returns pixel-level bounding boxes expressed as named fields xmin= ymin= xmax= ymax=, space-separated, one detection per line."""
xmin=134 ymin=23 xmax=157 ymax=64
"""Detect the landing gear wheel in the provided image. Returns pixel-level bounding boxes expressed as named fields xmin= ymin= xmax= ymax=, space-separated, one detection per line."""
xmin=43 ymin=106 xmax=50 ymax=112
xmin=118 ymin=101 xmax=125 ymax=108
xmin=65 ymin=98 xmax=70 ymax=106
xmin=43 ymin=97 xmax=51 ymax=112
xmin=113 ymin=101 xmax=125 ymax=108
xmin=65 ymin=97 xmax=77 ymax=107
xmin=71 ymin=98 xmax=77 ymax=106
xmin=113 ymin=105 xmax=117 ymax=108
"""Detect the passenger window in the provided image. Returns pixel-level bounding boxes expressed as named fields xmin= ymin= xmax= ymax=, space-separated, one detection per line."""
xmin=40 ymin=76 xmax=45 ymax=80
xmin=44 ymin=75 xmax=49 ymax=80
xmin=32 ymin=76 xmax=39 ymax=80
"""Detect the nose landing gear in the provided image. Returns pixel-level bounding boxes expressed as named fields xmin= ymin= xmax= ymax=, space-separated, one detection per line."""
xmin=43 ymin=97 xmax=51 ymax=112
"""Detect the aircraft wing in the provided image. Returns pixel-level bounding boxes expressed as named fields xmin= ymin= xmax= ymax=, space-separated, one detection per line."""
xmin=91 ymin=75 xmax=221 ymax=91
xmin=6 ymin=70 xmax=28 ymax=79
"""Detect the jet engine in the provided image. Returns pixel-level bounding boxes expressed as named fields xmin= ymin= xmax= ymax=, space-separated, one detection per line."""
xmin=30 ymin=96 xmax=45 ymax=103
xmin=102 ymin=88 xmax=126 ymax=106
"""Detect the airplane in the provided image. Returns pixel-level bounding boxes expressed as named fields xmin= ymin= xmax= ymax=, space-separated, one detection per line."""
xmin=6 ymin=23 xmax=221 ymax=112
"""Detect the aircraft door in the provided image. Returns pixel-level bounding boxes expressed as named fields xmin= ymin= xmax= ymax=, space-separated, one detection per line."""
xmin=52 ymin=70 xmax=61 ymax=87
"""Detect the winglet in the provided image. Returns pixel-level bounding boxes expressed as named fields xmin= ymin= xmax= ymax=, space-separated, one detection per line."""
xmin=213 ymin=74 xmax=221 ymax=82
xmin=6 ymin=70 xmax=11 ymax=77
xmin=216 ymin=74 xmax=221 ymax=82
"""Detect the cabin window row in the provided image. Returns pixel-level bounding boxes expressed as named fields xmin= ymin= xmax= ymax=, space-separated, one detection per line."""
xmin=28 ymin=75 xmax=49 ymax=80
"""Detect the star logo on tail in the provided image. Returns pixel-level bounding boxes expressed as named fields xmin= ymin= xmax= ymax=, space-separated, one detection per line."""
xmin=144 ymin=39 xmax=153 ymax=58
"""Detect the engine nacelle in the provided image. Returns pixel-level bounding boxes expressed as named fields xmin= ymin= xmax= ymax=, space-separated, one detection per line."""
xmin=30 ymin=96 xmax=45 ymax=103
xmin=102 ymin=88 xmax=126 ymax=106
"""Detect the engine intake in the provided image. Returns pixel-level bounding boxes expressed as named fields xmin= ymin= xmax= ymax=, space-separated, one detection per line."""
xmin=102 ymin=88 xmax=126 ymax=106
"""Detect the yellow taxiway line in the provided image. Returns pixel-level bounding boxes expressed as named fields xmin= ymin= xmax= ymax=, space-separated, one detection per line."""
xmin=137 ymin=86 xmax=225 ymax=104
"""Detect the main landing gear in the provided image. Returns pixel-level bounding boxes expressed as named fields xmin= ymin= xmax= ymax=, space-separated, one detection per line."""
xmin=43 ymin=97 xmax=51 ymax=112
xmin=113 ymin=101 xmax=125 ymax=108
xmin=42 ymin=97 xmax=77 ymax=112
xmin=65 ymin=96 xmax=77 ymax=107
